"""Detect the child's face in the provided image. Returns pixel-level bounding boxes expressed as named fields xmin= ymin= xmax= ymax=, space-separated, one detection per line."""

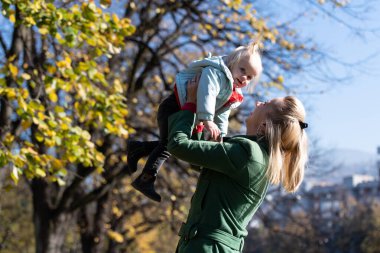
xmin=231 ymin=55 xmax=258 ymax=89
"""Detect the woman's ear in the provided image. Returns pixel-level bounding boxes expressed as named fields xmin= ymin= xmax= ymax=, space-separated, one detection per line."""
xmin=256 ymin=122 xmax=266 ymax=136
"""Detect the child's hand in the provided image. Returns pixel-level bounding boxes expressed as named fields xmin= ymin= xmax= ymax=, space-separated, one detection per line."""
xmin=203 ymin=121 xmax=221 ymax=141
xmin=186 ymin=74 xmax=201 ymax=103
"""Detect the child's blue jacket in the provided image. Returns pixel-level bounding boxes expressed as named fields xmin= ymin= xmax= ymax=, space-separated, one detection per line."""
xmin=175 ymin=55 xmax=243 ymax=136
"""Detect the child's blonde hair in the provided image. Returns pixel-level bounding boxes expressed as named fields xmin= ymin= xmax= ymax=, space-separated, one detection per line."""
xmin=225 ymin=41 xmax=263 ymax=90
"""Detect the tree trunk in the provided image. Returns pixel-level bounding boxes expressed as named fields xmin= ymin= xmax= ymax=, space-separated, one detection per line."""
xmin=79 ymin=193 xmax=110 ymax=253
xmin=32 ymin=179 xmax=73 ymax=253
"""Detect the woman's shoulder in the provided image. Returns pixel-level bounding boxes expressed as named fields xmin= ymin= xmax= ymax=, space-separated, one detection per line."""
xmin=222 ymin=136 xmax=269 ymax=186
xmin=226 ymin=136 xmax=269 ymax=164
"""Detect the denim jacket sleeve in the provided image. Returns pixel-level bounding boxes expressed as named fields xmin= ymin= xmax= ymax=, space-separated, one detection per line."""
xmin=196 ymin=67 xmax=221 ymax=122
xmin=214 ymin=109 xmax=230 ymax=136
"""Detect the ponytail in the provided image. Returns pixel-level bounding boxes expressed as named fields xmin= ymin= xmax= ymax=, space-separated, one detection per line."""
xmin=264 ymin=96 xmax=308 ymax=192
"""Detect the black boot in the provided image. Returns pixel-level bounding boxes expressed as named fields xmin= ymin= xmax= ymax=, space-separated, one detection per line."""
xmin=126 ymin=140 xmax=159 ymax=174
xmin=131 ymin=172 xmax=161 ymax=202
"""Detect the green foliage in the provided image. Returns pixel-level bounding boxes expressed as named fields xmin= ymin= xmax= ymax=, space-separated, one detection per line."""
xmin=0 ymin=0 xmax=135 ymax=186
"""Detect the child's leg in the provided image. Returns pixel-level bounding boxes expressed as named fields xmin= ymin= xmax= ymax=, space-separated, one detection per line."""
xmin=126 ymin=140 xmax=159 ymax=174
xmin=132 ymin=93 xmax=180 ymax=202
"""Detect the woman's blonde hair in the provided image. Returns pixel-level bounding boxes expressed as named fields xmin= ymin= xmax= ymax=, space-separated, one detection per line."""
xmin=224 ymin=41 xmax=263 ymax=88
xmin=263 ymin=96 xmax=308 ymax=193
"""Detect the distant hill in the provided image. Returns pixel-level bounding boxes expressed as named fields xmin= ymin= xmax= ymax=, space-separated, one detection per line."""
xmin=306 ymin=148 xmax=378 ymax=186
xmin=330 ymin=148 xmax=378 ymax=169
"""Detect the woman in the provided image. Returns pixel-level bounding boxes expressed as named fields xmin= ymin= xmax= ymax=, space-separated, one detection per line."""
xmin=167 ymin=81 xmax=308 ymax=253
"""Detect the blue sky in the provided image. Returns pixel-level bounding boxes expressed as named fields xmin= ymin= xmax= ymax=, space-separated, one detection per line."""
xmin=305 ymin=5 xmax=380 ymax=155
xmin=271 ymin=1 xmax=380 ymax=155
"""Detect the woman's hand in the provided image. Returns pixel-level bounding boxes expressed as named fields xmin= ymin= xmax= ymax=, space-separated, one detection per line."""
xmin=186 ymin=74 xmax=201 ymax=103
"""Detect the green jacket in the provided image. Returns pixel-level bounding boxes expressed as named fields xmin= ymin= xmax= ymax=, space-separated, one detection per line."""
xmin=168 ymin=110 xmax=270 ymax=253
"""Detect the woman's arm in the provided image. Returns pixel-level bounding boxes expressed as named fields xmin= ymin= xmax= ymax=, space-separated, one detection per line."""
xmin=167 ymin=110 xmax=235 ymax=171
xmin=168 ymin=78 xmax=255 ymax=178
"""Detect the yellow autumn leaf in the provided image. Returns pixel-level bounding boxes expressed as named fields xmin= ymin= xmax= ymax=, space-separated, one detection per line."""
xmin=35 ymin=132 xmax=44 ymax=142
xmin=276 ymin=75 xmax=284 ymax=83
xmin=67 ymin=154 xmax=77 ymax=163
xmin=88 ymin=2 xmax=97 ymax=11
xmin=25 ymin=16 xmax=36 ymax=25
xmin=21 ymin=119 xmax=32 ymax=130
xmin=77 ymin=86 xmax=87 ymax=99
xmin=24 ymin=146 xmax=38 ymax=155
xmin=6 ymin=88 xmax=16 ymax=99
xmin=51 ymin=158 xmax=63 ymax=169
xmin=107 ymin=230 xmax=124 ymax=243
xmin=55 ymin=33 xmax=62 ymax=40
xmin=65 ymin=56 xmax=72 ymax=65
xmin=112 ymin=206 xmax=122 ymax=218
xmin=204 ymin=24 xmax=213 ymax=30
xmin=121 ymin=154 xmax=127 ymax=163
xmin=95 ymin=112 xmax=104 ymax=123
xmin=11 ymin=165 xmax=19 ymax=185
xmin=61 ymin=123 xmax=69 ymax=130
xmin=4 ymin=133 xmax=14 ymax=145
xmin=96 ymin=167 xmax=104 ymax=174
xmin=45 ymin=139 xmax=55 ymax=147
xmin=81 ymin=131 xmax=91 ymax=141
xmin=32 ymin=117 xmax=40 ymax=125
xmin=56 ymin=61 xmax=67 ymax=68
xmin=9 ymin=13 xmax=16 ymax=23
xmin=54 ymin=106 xmax=65 ymax=113
xmin=18 ymin=97 xmax=28 ymax=111
xmin=37 ymin=112 xmax=45 ymax=120
xmin=35 ymin=168 xmax=47 ymax=177
xmin=20 ymin=88 xmax=29 ymax=99
xmin=113 ymin=79 xmax=123 ymax=93
xmin=39 ymin=27 xmax=49 ymax=35
xmin=49 ymin=92 xmax=58 ymax=103
xmin=95 ymin=152 xmax=105 ymax=163
xmin=105 ymin=122 xmax=116 ymax=132
xmin=8 ymin=63 xmax=18 ymax=77
xmin=124 ymin=225 xmax=136 ymax=238
xmin=21 ymin=73 xmax=31 ymax=80
xmin=47 ymin=65 xmax=57 ymax=74
xmin=13 ymin=156 xmax=26 ymax=168
xmin=112 ymin=13 xmax=119 ymax=23
xmin=57 ymin=177 xmax=66 ymax=186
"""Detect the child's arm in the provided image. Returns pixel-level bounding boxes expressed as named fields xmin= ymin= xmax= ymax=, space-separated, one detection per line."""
xmin=187 ymin=72 xmax=221 ymax=141
xmin=196 ymin=67 xmax=223 ymax=141
xmin=214 ymin=109 xmax=230 ymax=137
xmin=196 ymin=67 xmax=220 ymax=122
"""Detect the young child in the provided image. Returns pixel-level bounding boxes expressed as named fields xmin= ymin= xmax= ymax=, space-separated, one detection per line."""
xmin=128 ymin=41 xmax=263 ymax=202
